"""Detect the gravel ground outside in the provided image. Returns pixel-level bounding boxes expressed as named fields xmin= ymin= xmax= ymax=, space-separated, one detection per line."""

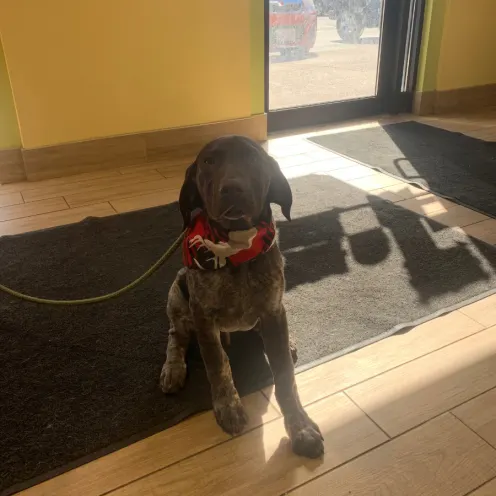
xmin=269 ymin=17 xmax=381 ymax=110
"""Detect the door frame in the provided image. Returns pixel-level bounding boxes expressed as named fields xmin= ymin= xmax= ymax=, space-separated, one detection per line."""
xmin=266 ymin=0 xmax=426 ymax=133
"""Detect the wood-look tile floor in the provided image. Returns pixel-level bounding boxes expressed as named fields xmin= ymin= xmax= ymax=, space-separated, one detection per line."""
xmin=7 ymin=111 xmax=496 ymax=496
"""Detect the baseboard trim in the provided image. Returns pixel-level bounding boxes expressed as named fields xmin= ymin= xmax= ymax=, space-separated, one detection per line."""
xmin=0 ymin=114 xmax=267 ymax=184
xmin=413 ymin=83 xmax=496 ymax=115
xmin=0 ymin=148 xmax=26 ymax=184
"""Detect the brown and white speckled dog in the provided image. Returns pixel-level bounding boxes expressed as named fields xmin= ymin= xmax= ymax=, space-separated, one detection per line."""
xmin=160 ymin=135 xmax=324 ymax=458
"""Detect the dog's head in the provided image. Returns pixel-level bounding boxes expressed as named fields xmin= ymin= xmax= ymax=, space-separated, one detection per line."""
xmin=179 ymin=135 xmax=292 ymax=231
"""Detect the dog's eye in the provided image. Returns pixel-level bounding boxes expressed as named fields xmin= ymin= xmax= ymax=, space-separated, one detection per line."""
xmin=204 ymin=157 xmax=215 ymax=165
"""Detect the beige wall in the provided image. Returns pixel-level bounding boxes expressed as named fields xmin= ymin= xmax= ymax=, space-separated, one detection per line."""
xmin=0 ymin=0 xmax=254 ymax=149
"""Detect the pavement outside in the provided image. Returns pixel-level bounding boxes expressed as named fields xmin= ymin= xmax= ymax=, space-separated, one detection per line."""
xmin=269 ymin=17 xmax=381 ymax=110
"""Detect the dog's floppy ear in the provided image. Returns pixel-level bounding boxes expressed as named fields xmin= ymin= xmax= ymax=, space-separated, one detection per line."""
xmin=179 ymin=162 xmax=203 ymax=229
xmin=266 ymin=155 xmax=293 ymax=221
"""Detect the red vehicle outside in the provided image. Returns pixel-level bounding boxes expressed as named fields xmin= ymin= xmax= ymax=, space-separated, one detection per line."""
xmin=269 ymin=0 xmax=318 ymax=56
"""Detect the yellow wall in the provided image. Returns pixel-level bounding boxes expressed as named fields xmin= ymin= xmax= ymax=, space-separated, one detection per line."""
xmin=0 ymin=41 xmax=21 ymax=149
xmin=0 ymin=0 xmax=253 ymax=149
xmin=416 ymin=0 xmax=447 ymax=93
xmin=437 ymin=0 xmax=496 ymax=91
xmin=417 ymin=0 xmax=496 ymax=93
xmin=250 ymin=0 xmax=265 ymax=115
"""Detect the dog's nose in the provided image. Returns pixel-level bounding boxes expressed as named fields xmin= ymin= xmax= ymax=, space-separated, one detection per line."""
xmin=220 ymin=183 xmax=244 ymax=197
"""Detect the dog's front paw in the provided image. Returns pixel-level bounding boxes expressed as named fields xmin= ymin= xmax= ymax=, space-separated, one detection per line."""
xmin=213 ymin=394 xmax=248 ymax=436
xmin=160 ymin=360 xmax=187 ymax=394
xmin=288 ymin=416 xmax=324 ymax=459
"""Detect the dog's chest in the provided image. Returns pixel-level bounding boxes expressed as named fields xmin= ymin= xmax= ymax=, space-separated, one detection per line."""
xmin=187 ymin=249 xmax=284 ymax=332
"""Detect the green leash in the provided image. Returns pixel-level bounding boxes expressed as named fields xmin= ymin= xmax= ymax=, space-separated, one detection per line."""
xmin=0 ymin=230 xmax=186 ymax=306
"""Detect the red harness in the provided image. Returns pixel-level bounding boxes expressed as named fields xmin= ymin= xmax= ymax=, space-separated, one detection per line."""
xmin=182 ymin=211 xmax=276 ymax=270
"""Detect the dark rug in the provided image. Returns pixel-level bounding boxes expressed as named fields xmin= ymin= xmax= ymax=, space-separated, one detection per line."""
xmin=308 ymin=121 xmax=496 ymax=218
xmin=3 ymin=173 xmax=496 ymax=495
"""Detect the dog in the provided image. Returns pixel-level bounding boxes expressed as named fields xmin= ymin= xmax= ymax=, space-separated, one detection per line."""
xmin=160 ymin=135 xmax=324 ymax=458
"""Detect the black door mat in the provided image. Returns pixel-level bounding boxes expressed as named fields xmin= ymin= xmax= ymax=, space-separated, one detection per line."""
xmin=308 ymin=121 xmax=496 ymax=219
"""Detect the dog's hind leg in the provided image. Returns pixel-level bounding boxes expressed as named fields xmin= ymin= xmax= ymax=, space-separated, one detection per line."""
xmin=160 ymin=272 xmax=193 ymax=394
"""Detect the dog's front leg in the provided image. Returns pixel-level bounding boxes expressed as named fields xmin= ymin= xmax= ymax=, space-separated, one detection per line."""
xmin=195 ymin=319 xmax=248 ymax=435
xmin=260 ymin=306 xmax=324 ymax=458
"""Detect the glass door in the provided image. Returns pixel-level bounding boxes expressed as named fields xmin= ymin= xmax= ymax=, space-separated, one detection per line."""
xmin=266 ymin=0 xmax=425 ymax=131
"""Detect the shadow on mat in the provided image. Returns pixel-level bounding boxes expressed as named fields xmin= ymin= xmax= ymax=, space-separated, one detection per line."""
xmin=278 ymin=181 xmax=493 ymax=303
